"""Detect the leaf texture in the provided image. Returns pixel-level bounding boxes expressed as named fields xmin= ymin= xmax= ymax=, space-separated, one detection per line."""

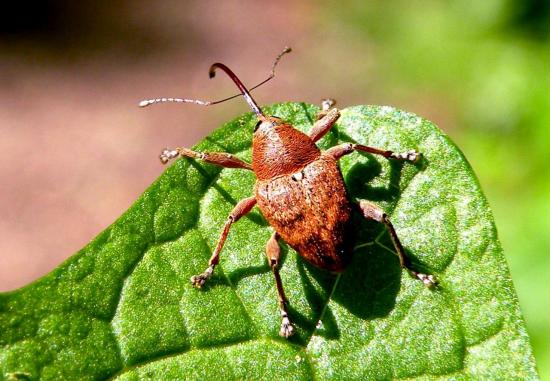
xmin=0 ymin=103 xmax=538 ymax=380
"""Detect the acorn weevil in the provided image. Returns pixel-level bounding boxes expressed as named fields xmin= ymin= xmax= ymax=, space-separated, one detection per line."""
xmin=140 ymin=47 xmax=437 ymax=338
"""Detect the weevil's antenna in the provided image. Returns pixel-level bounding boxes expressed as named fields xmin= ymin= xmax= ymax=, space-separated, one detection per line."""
xmin=211 ymin=46 xmax=291 ymax=104
xmin=138 ymin=46 xmax=292 ymax=110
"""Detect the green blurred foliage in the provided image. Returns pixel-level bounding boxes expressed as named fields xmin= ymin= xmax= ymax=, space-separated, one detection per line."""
xmin=323 ymin=0 xmax=550 ymax=377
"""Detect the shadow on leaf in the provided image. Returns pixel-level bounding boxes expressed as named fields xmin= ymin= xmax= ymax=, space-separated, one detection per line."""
xmin=331 ymin=246 xmax=401 ymax=320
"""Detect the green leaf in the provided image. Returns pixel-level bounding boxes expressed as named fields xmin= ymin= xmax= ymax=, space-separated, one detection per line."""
xmin=0 ymin=103 xmax=538 ymax=380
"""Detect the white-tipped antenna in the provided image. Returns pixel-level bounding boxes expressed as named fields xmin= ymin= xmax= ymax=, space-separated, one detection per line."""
xmin=139 ymin=97 xmax=212 ymax=108
xmin=138 ymin=46 xmax=292 ymax=108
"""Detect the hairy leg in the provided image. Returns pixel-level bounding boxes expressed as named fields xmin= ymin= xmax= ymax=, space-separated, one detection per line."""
xmin=191 ymin=197 xmax=257 ymax=287
xmin=265 ymin=232 xmax=294 ymax=338
xmin=160 ymin=147 xmax=252 ymax=170
xmin=356 ymin=200 xmax=437 ymax=287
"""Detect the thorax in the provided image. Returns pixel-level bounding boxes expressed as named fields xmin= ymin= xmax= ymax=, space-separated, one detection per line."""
xmin=252 ymin=123 xmax=320 ymax=180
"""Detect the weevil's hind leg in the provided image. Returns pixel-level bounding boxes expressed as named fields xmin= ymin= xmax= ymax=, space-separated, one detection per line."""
xmin=310 ymin=99 xmax=340 ymax=143
xmin=159 ymin=147 xmax=252 ymax=170
xmin=326 ymin=142 xmax=421 ymax=164
xmin=265 ymin=232 xmax=295 ymax=338
xmin=191 ymin=197 xmax=257 ymax=287
xmin=356 ymin=200 xmax=437 ymax=287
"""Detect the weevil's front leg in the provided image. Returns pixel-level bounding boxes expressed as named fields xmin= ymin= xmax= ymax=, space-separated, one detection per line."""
xmin=265 ymin=232 xmax=294 ymax=338
xmin=325 ymin=142 xmax=420 ymax=163
xmin=315 ymin=98 xmax=336 ymax=119
xmin=356 ymin=200 xmax=437 ymax=287
xmin=310 ymin=99 xmax=340 ymax=143
xmin=160 ymin=147 xmax=252 ymax=170
xmin=191 ymin=196 xmax=257 ymax=287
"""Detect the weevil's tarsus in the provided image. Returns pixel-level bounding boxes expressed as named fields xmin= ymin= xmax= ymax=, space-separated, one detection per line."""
xmin=356 ymin=200 xmax=437 ymax=288
xmin=415 ymin=273 xmax=438 ymax=288
xmin=139 ymin=46 xmax=291 ymax=111
xmin=159 ymin=148 xmax=179 ymax=164
xmin=280 ymin=311 xmax=294 ymax=338
xmin=390 ymin=149 xmax=421 ymax=163
xmin=190 ymin=264 xmax=214 ymax=288
xmin=265 ymin=232 xmax=295 ymax=338
xmin=325 ymin=142 xmax=421 ymax=164
xmin=190 ymin=197 xmax=257 ymax=288
xmin=321 ymin=98 xmax=336 ymax=111
xmin=315 ymin=99 xmax=337 ymax=121
xmin=160 ymin=147 xmax=252 ymax=170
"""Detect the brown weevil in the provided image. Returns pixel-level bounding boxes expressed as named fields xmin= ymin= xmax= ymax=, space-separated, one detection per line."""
xmin=140 ymin=47 xmax=437 ymax=338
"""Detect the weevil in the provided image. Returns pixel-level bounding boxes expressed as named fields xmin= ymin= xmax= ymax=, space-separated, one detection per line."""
xmin=140 ymin=47 xmax=437 ymax=338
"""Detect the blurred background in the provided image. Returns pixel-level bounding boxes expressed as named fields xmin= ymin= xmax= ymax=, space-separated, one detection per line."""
xmin=0 ymin=0 xmax=548 ymax=377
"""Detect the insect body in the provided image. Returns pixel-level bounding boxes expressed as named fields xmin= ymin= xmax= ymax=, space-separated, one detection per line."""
xmin=141 ymin=48 xmax=436 ymax=338
xmin=254 ymin=118 xmax=353 ymax=273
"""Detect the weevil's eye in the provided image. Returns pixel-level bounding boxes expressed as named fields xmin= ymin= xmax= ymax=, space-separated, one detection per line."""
xmin=270 ymin=116 xmax=282 ymax=127
xmin=254 ymin=120 xmax=262 ymax=132
xmin=256 ymin=116 xmax=283 ymax=131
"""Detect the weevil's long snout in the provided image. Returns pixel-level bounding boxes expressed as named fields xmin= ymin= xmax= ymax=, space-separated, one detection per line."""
xmin=208 ymin=46 xmax=292 ymax=121
xmin=209 ymin=63 xmax=266 ymax=120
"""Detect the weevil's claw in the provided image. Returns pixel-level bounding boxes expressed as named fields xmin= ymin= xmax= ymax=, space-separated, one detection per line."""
xmin=279 ymin=316 xmax=295 ymax=338
xmin=413 ymin=272 xmax=438 ymax=288
xmin=406 ymin=150 xmax=422 ymax=163
xmin=321 ymin=98 xmax=336 ymax=111
xmin=316 ymin=98 xmax=337 ymax=120
xmin=159 ymin=148 xmax=179 ymax=165
xmin=190 ymin=265 xmax=214 ymax=288
xmin=190 ymin=274 xmax=207 ymax=288
xmin=392 ymin=150 xmax=421 ymax=163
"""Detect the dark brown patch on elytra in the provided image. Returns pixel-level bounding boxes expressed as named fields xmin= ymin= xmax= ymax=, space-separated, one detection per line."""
xmin=255 ymin=155 xmax=353 ymax=272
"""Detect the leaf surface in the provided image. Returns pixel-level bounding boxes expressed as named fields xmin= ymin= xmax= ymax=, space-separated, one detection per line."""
xmin=0 ymin=103 xmax=538 ymax=380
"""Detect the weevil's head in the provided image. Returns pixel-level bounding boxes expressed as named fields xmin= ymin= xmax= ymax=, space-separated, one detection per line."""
xmin=253 ymin=116 xmax=284 ymax=133
xmin=209 ymin=61 xmax=320 ymax=180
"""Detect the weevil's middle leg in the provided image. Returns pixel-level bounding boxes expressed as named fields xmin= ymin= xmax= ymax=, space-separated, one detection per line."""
xmin=356 ymin=200 xmax=437 ymax=287
xmin=190 ymin=196 xmax=256 ymax=287
xmin=159 ymin=147 xmax=252 ymax=170
xmin=265 ymin=232 xmax=294 ymax=338
xmin=309 ymin=99 xmax=340 ymax=143
xmin=325 ymin=142 xmax=421 ymax=163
